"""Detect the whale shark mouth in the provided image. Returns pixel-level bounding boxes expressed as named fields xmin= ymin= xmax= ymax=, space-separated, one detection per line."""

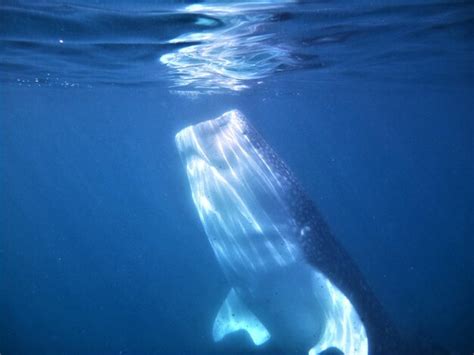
xmin=175 ymin=110 xmax=369 ymax=354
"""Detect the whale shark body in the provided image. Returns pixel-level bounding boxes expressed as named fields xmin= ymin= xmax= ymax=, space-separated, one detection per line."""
xmin=175 ymin=110 xmax=400 ymax=354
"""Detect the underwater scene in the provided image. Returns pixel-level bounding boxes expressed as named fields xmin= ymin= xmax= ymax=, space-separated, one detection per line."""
xmin=1 ymin=0 xmax=473 ymax=354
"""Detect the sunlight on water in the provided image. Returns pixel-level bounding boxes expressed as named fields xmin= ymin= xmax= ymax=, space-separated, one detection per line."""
xmin=0 ymin=1 xmax=472 ymax=90
xmin=160 ymin=1 xmax=298 ymax=93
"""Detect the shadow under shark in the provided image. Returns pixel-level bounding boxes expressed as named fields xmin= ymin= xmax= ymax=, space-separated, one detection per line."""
xmin=175 ymin=110 xmax=402 ymax=354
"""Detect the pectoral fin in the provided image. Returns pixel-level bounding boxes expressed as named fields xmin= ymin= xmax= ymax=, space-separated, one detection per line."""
xmin=308 ymin=271 xmax=368 ymax=355
xmin=212 ymin=288 xmax=271 ymax=346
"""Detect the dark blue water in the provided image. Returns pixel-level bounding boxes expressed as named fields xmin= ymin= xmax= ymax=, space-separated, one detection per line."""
xmin=1 ymin=0 xmax=473 ymax=354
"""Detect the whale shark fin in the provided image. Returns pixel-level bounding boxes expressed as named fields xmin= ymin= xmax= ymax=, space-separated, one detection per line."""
xmin=212 ymin=288 xmax=271 ymax=346
xmin=308 ymin=271 xmax=369 ymax=355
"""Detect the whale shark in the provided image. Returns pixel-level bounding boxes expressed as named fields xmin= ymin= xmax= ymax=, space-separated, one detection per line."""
xmin=175 ymin=110 xmax=401 ymax=354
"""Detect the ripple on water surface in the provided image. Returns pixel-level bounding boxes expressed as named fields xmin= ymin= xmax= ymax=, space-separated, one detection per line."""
xmin=0 ymin=0 xmax=473 ymax=92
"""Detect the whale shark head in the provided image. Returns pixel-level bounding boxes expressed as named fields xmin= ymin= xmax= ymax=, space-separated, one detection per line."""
xmin=175 ymin=110 xmax=301 ymax=281
xmin=175 ymin=110 xmax=248 ymax=170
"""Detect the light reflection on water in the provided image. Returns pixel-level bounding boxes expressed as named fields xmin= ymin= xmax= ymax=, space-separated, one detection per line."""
xmin=1 ymin=1 xmax=472 ymax=91
xmin=160 ymin=1 xmax=300 ymax=93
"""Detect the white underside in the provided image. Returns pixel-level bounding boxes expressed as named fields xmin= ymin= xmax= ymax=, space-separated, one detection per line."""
xmin=213 ymin=288 xmax=271 ymax=346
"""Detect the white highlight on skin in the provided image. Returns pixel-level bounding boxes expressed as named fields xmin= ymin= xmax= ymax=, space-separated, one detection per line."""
xmin=176 ymin=110 xmax=300 ymax=277
xmin=309 ymin=272 xmax=369 ymax=355
xmin=213 ymin=288 xmax=271 ymax=346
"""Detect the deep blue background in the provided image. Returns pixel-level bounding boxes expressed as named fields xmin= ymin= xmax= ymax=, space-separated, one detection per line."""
xmin=1 ymin=79 xmax=472 ymax=353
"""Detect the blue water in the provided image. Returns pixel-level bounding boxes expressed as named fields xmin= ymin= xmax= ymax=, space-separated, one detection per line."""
xmin=1 ymin=0 xmax=473 ymax=354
